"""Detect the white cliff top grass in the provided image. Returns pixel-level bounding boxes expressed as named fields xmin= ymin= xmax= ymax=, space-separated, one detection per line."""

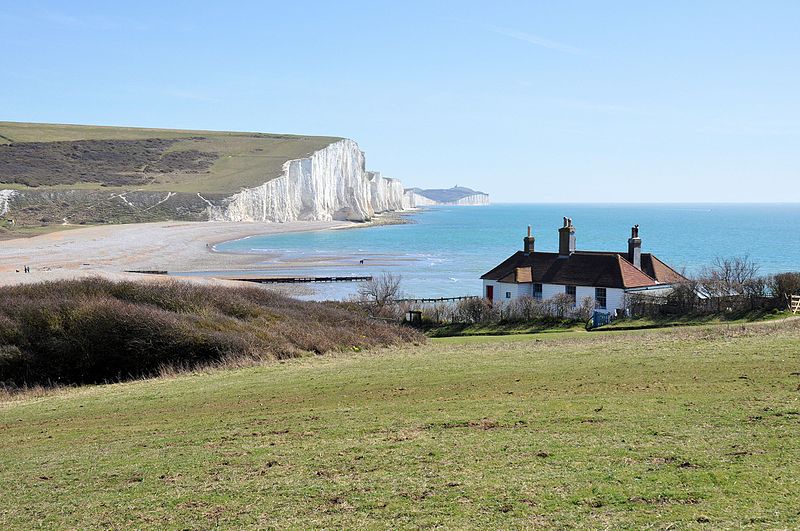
xmin=0 ymin=121 xmax=342 ymax=194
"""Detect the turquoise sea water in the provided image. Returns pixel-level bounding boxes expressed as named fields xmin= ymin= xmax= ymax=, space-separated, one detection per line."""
xmin=214 ymin=204 xmax=800 ymax=300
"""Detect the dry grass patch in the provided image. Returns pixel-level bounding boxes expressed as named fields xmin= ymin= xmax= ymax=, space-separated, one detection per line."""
xmin=0 ymin=277 xmax=422 ymax=389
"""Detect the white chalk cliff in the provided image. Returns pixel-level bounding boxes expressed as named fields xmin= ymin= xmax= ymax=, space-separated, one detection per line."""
xmin=368 ymin=172 xmax=406 ymax=214
xmin=209 ymin=139 xmax=411 ymax=222
xmin=0 ymin=190 xmax=17 ymax=216
xmin=404 ymin=186 xmax=490 ymax=207
xmin=405 ymin=191 xmax=438 ymax=207
xmin=447 ymin=194 xmax=490 ymax=206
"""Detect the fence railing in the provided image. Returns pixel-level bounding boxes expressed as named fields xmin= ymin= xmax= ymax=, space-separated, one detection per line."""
xmin=395 ymin=295 xmax=479 ymax=304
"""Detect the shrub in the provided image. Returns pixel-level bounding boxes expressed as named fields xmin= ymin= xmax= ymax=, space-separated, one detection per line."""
xmin=454 ymin=298 xmax=496 ymax=324
xmin=575 ymin=296 xmax=595 ymax=321
xmin=769 ymin=272 xmax=800 ymax=305
xmin=357 ymin=273 xmax=402 ymax=316
xmin=0 ymin=278 xmax=423 ymax=387
xmin=549 ymin=293 xmax=575 ymax=319
xmin=503 ymin=296 xmax=550 ymax=321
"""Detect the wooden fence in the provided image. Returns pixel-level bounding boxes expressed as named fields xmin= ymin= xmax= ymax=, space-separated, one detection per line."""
xmin=395 ymin=295 xmax=479 ymax=304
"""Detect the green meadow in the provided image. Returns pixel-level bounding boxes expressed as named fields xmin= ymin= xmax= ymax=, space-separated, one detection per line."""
xmin=2 ymin=321 xmax=799 ymax=528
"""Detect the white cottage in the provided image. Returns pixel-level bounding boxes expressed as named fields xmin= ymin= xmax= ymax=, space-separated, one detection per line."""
xmin=480 ymin=218 xmax=685 ymax=315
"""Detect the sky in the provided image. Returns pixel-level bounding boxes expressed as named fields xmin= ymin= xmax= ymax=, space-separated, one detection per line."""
xmin=2 ymin=1 xmax=799 ymax=202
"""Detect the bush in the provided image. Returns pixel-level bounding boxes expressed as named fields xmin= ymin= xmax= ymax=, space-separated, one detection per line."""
xmin=0 ymin=278 xmax=423 ymax=387
xmin=549 ymin=293 xmax=575 ymax=319
xmin=454 ymin=298 xmax=497 ymax=324
xmin=503 ymin=296 xmax=550 ymax=321
xmin=769 ymin=272 xmax=800 ymax=305
xmin=575 ymin=296 xmax=595 ymax=321
xmin=357 ymin=273 xmax=402 ymax=316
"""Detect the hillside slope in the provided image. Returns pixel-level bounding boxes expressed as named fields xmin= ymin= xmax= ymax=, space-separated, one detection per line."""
xmin=1 ymin=321 xmax=798 ymax=528
xmin=0 ymin=121 xmax=340 ymax=194
xmin=0 ymin=278 xmax=421 ymax=387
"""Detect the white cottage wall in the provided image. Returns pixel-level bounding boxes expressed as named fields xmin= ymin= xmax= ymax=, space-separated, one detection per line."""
xmin=481 ymin=280 xmax=628 ymax=314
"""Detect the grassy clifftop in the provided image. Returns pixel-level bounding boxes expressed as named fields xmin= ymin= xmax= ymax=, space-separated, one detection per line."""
xmin=0 ymin=121 xmax=341 ymax=194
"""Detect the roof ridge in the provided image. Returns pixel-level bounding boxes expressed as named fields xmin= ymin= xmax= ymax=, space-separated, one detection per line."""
xmin=574 ymin=250 xmax=625 ymax=255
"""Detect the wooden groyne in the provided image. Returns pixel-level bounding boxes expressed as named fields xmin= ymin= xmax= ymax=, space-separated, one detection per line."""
xmin=122 ymin=270 xmax=372 ymax=284
xmin=230 ymin=276 xmax=373 ymax=284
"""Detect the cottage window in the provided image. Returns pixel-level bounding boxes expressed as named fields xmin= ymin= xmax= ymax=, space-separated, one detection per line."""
xmin=533 ymin=283 xmax=543 ymax=300
xmin=565 ymin=285 xmax=576 ymax=306
xmin=595 ymin=287 xmax=607 ymax=309
xmin=505 ymin=291 xmax=511 ymax=299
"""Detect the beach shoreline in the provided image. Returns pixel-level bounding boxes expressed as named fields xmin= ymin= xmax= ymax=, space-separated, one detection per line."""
xmin=0 ymin=212 xmax=415 ymax=287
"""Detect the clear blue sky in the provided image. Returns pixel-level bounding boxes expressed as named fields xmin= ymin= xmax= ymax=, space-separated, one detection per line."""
xmin=2 ymin=1 xmax=799 ymax=202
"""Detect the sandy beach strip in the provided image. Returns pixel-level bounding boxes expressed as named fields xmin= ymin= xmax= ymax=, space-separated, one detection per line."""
xmin=0 ymin=220 xmax=362 ymax=286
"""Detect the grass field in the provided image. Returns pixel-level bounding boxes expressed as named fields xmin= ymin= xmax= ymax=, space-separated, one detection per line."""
xmin=2 ymin=320 xmax=800 ymax=528
xmin=0 ymin=121 xmax=341 ymax=194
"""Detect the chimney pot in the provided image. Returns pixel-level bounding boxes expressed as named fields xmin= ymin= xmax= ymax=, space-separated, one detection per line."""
xmin=628 ymin=224 xmax=642 ymax=269
xmin=558 ymin=217 xmax=576 ymax=256
xmin=523 ymin=225 xmax=535 ymax=254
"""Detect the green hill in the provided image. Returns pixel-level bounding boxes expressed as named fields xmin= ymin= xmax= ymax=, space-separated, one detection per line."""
xmin=2 ymin=320 xmax=798 ymax=528
xmin=0 ymin=121 xmax=341 ymax=194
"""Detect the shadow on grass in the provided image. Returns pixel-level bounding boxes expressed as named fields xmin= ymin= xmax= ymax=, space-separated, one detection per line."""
xmin=420 ymin=309 xmax=793 ymax=338
xmin=594 ymin=308 xmax=791 ymax=332
xmin=421 ymin=319 xmax=584 ymax=338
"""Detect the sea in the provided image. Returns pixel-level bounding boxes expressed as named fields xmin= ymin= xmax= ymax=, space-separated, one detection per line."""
xmin=212 ymin=204 xmax=800 ymax=301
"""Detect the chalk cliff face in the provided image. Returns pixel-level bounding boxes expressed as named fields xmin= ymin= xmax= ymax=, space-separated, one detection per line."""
xmin=0 ymin=190 xmax=17 ymax=216
xmin=368 ymin=172 xmax=406 ymax=213
xmin=403 ymin=186 xmax=490 ymax=207
xmin=448 ymin=194 xmax=490 ymax=205
xmin=406 ymin=191 xmax=438 ymax=207
xmin=209 ymin=139 xmax=408 ymax=222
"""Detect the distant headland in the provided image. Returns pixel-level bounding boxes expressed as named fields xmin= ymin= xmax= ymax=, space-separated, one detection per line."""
xmin=405 ymin=186 xmax=490 ymax=206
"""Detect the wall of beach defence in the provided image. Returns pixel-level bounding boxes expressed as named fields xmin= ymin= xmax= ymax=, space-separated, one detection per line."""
xmin=209 ymin=139 xmax=415 ymax=222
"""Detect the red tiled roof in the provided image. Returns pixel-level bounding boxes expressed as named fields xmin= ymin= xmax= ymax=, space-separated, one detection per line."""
xmin=481 ymin=250 xmax=685 ymax=289
xmin=641 ymin=254 xmax=686 ymax=284
xmin=617 ymin=255 xmax=660 ymax=288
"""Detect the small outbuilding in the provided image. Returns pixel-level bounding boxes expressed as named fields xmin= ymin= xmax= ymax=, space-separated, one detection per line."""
xmin=480 ymin=218 xmax=686 ymax=315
